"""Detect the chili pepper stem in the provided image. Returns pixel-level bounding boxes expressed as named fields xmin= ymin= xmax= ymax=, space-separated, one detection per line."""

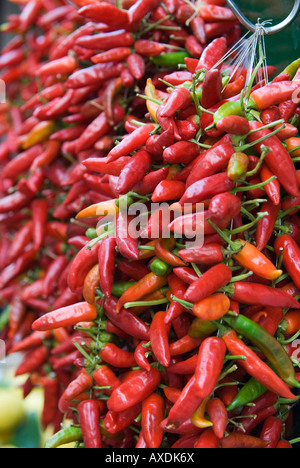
xmin=236 ymin=124 xmax=286 ymax=153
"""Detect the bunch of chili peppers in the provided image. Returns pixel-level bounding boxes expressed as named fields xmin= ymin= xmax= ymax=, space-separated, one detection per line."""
xmin=1 ymin=0 xmax=300 ymax=450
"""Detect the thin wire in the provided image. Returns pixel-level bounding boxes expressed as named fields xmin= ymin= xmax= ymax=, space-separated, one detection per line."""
xmin=211 ymin=20 xmax=271 ymax=91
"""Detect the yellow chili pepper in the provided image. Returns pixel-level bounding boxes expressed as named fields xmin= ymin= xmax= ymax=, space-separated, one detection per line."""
xmin=145 ymin=78 xmax=160 ymax=123
xmin=23 ymin=121 xmax=56 ymax=149
xmin=191 ymin=398 xmax=213 ymax=429
xmin=76 ymin=199 xmax=119 ymax=219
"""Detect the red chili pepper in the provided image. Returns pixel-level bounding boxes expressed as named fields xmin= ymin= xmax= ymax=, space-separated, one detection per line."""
xmin=201 ymin=69 xmax=223 ymax=108
xmin=206 ymin=398 xmax=228 ymax=439
xmin=163 ymin=141 xmax=200 ymax=165
xmin=196 ymin=37 xmax=227 ymax=71
xmin=260 ymin=164 xmax=281 ymax=206
xmin=32 ymin=302 xmax=97 ymax=331
xmin=8 ymin=291 xmax=26 ymax=339
xmin=79 ymin=3 xmax=129 ymax=28
xmin=104 ymin=296 xmax=150 ymax=341
xmin=173 ymin=267 xmax=199 ymax=285
xmin=178 ymin=244 xmax=224 ymax=265
xmin=92 ymin=47 xmax=131 ymax=65
xmin=250 ymin=81 xmax=300 ymax=110
xmin=115 ymin=211 xmax=139 ymax=262
xmin=195 ymin=428 xmax=221 ymax=448
xmin=6 ymin=221 xmax=33 ymax=265
xmin=116 ymin=150 xmax=152 ymax=195
xmin=68 ymin=239 xmax=101 ymax=293
xmin=247 ymin=121 xmax=299 ymax=197
xmin=235 ymin=405 xmax=277 ymax=436
xmin=41 ymin=377 xmax=60 ymax=430
xmin=222 ymin=75 xmax=246 ymax=99
xmin=2 ymin=144 xmax=43 ymax=180
xmin=62 ymin=369 xmax=93 ymax=404
xmin=209 ymin=192 xmax=241 ymax=226
xmin=160 ymin=87 xmax=193 ymax=119
xmin=107 ymin=367 xmax=161 ymax=413
xmin=15 ymin=345 xmax=48 ymax=376
xmin=83 ymin=156 xmax=131 ymax=177
xmin=0 ymin=247 xmax=37 ymax=289
xmin=195 ymin=337 xmax=226 ymax=399
xmin=217 ymin=115 xmax=250 ymax=135
xmin=256 ymin=199 xmax=281 ymax=251
xmin=260 ymin=416 xmax=283 ymax=449
xmin=128 ymin=0 xmax=160 ymax=23
xmin=142 ymin=393 xmax=165 ymax=448
xmin=186 ymin=143 xmax=235 ymax=187
xmin=162 ymin=375 xmax=203 ymax=430
xmin=226 ymin=281 xmax=300 ymax=310
xmin=104 ymin=404 xmax=142 ymax=435
xmin=274 ymin=235 xmax=300 ymax=289
xmin=152 ymin=180 xmax=186 ymax=202
xmin=133 ymin=167 xmax=169 ymax=196
xmin=146 ymin=128 xmax=175 ymax=158
xmin=78 ymin=400 xmax=102 ymax=449
xmin=65 ymin=63 xmax=124 ymax=90
xmin=107 ymin=124 xmax=156 ymax=163
xmin=169 ymin=335 xmax=203 ymax=356
xmin=221 ymin=434 xmax=269 ymax=449
xmin=100 ymin=343 xmax=136 ymax=368
xmin=93 ymin=366 xmax=121 ymax=396
xmin=222 ymin=330 xmax=297 ymax=400
xmin=134 ymin=341 xmax=152 ymax=372
xmin=98 ymin=236 xmax=117 ymax=298
xmin=185 ymin=264 xmax=232 ymax=303
xmin=150 ymin=311 xmax=171 ymax=368
xmin=180 ymin=172 xmax=235 ymax=205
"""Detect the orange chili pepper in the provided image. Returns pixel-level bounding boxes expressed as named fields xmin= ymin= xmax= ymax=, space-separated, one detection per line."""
xmin=76 ymin=199 xmax=119 ymax=219
xmin=286 ymin=137 xmax=300 ymax=157
xmin=193 ymin=293 xmax=231 ymax=321
xmin=233 ymin=240 xmax=283 ymax=281
xmin=23 ymin=121 xmax=56 ymax=149
xmin=154 ymin=238 xmax=186 ymax=267
xmin=116 ymin=272 xmax=168 ymax=313
xmin=145 ymin=78 xmax=160 ymax=122
xmin=83 ymin=264 xmax=100 ymax=305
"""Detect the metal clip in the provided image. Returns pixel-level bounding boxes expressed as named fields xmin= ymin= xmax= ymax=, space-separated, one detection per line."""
xmin=226 ymin=0 xmax=300 ymax=35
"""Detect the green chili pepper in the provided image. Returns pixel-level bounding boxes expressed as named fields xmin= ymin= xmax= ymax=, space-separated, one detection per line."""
xmin=225 ymin=315 xmax=300 ymax=389
xmin=213 ymin=101 xmax=244 ymax=124
xmin=0 ymin=306 xmax=10 ymax=332
xmin=45 ymin=426 xmax=82 ymax=448
xmin=150 ymin=258 xmax=173 ymax=277
xmin=282 ymin=58 xmax=300 ymax=79
xmin=85 ymin=228 xmax=98 ymax=240
xmin=150 ymin=51 xmax=190 ymax=68
xmin=227 ymin=377 xmax=267 ymax=411
xmin=111 ymin=281 xmax=137 ymax=298
xmin=189 ymin=317 xmax=218 ymax=338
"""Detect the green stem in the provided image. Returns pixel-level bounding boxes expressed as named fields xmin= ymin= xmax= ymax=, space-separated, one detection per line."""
xmin=170 ymin=294 xmax=193 ymax=310
xmin=230 ymin=177 xmax=276 ymax=193
xmin=289 ymin=145 xmax=300 ymax=154
xmin=137 ymin=94 xmax=162 ymax=106
xmin=244 ymin=146 xmax=270 ymax=178
xmin=124 ymin=298 xmax=169 ymax=309
xmin=277 ymin=205 xmax=300 ymax=220
xmin=236 ymin=124 xmax=286 ymax=153
xmin=228 ymin=212 xmax=267 ymax=235
xmin=279 ymin=329 xmax=300 ymax=345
